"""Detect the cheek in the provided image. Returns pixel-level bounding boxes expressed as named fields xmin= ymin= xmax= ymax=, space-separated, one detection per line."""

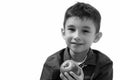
xmin=64 ymin=35 xmax=72 ymax=44
xmin=84 ymin=35 xmax=95 ymax=43
xmin=66 ymin=36 xmax=72 ymax=43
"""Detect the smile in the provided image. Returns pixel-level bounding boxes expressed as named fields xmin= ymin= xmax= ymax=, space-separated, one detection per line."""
xmin=70 ymin=42 xmax=84 ymax=45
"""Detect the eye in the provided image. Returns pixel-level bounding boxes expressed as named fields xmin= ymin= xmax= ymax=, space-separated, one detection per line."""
xmin=67 ymin=25 xmax=76 ymax=32
xmin=68 ymin=28 xmax=75 ymax=32
xmin=82 ymin=30 xmax=90 ymax=33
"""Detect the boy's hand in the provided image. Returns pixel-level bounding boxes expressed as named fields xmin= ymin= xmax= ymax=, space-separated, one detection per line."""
xmin=60 ymin=67 xmax=84 ymax=80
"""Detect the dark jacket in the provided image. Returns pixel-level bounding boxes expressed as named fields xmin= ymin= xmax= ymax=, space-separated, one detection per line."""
xmin=40 ymin=48 xmax=113 ymax=80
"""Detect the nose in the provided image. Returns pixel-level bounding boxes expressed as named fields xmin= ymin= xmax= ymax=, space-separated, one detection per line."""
xmin=73 ymin=31 xmax=81 ymax=42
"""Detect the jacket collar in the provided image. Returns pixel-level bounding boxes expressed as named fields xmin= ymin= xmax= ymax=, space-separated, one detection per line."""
xmin=63 ymin=47 xmax=96 ymax=66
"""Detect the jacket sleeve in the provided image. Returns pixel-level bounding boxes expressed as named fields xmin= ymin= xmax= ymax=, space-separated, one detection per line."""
xmin=40 ymin=63 xmax=53 ymax=80
xmin=94 ymin=61 xmax=113 ymax=80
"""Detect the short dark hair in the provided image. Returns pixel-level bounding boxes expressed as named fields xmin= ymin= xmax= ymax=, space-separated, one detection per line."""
xmin=63 ymin=2 xmax=101 ymax=33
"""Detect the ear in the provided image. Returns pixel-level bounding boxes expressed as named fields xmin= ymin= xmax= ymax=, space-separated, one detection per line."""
xmin=61 ymin=28 xmax=65 ymax=37
xmin=93 ymin=32 xmax=102 ymax=43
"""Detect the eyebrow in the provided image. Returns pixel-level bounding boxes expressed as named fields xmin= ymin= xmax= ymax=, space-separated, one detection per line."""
xmin=82 ymin=26 xmax=91 ymax=29
xmin=67 ymin=25 xmax=75 ymax=28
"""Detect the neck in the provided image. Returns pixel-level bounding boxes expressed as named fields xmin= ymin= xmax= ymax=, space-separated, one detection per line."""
xmin=70 ymin=49 xmax=89 ymax=62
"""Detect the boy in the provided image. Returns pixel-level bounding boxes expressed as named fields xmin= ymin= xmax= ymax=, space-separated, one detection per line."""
xmin=40 ymin=2 xmax=113 ymax=80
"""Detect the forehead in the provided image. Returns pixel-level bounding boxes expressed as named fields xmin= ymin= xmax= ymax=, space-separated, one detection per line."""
xmin=65 ymin=17 xmax=96 ymax=30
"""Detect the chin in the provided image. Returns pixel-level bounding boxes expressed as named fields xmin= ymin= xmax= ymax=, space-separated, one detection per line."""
xmin=71 ymin=45 xmax=89 ymax=52
xmin=60 ymin=60 xmax=81 ymax=76
xmin=71 ymin=48 xmax=84 ymax=53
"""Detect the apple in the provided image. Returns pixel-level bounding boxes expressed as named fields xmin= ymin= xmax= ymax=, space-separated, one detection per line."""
xmin=60 ymin=60 xmax=81 ymax=76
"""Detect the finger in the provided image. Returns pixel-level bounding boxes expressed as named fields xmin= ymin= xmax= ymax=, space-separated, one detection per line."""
xmin=60 ymin=73 xmax=68 ymax=80
xmin=79 ymin=67 xmax=84 ymax=77
xmin=69 ymin=71 xmax=78 ymax=79
xmin=64 ymin=72 xmax=74 ymax=80
xmin=69 ymin=70 xmax=84 ymax=80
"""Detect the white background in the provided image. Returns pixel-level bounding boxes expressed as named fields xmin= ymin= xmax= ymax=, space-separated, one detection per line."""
xmin=0 ymin=0 xmax=120 ymax=80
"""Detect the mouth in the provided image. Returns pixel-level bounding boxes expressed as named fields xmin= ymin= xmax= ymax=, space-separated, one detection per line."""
xmin=70 ymin=42 xmax=84 ymax=45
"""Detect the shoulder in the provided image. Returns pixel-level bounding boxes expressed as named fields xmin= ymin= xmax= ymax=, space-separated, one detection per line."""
xmin=92 ymin=49 xmax=113 ymax=65
xmin=44 ymin=48 xmax=65 ymax=68
xmin=92 ymin=49 xmax=113 ymax=79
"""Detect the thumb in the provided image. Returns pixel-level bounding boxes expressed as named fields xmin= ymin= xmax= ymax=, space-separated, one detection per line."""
xmin=78 ymin=67 xmax=84 ymax=78
xmin=81 ymin=68 xmax=84 ymax=78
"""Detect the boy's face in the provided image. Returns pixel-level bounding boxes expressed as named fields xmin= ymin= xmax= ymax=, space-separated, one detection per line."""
xmin=62 ymin=16 xmax=102 ymax=53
